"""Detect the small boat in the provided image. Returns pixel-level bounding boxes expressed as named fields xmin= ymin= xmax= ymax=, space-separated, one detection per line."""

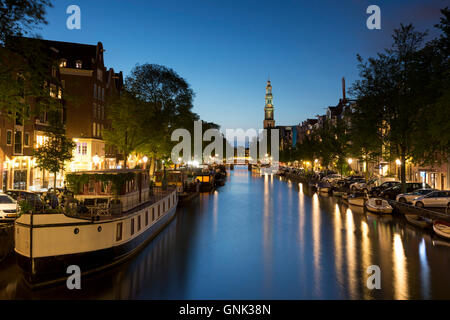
xmin=348 ymin=192 xmax=367 ymax=207
xmin=308 ymin=181 xmax=318 ymax=191
xmin=215 ymin=176 xmax=225 ymax=187
xmin=433 ymin=221 xmax=450 ymax=240
xmin=317 ymin=181 xmax=332 ymax=193
xmin=332 ymin=189 xmax=345 ymax=197
xmin=405 ymin=214 xmax=432 ymax=229
xmin=365 ymin=198 xmax=393 ymax=214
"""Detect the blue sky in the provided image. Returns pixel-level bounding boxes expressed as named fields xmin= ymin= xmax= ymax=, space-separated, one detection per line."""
xmin=36 ymin=0 xmax=445 ymax=131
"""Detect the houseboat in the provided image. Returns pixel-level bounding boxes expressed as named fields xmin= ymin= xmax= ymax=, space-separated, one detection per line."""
xmin=14 ymin=169 xmax=178 ymax=287
xmin=193 ymin=171 xmax=215 ymax=192
xmin=154 ymin=170 xmax=184 ymax=193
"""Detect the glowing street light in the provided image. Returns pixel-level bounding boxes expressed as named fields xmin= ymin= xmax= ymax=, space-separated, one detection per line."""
xmin=395 ymin=159 xmax=401 ymax=166
xmin=142 ymin=156 xmax=148 ymax=163
xmin=92 ymin=154 xmax=100 ymax=170
xmin=347 ymin=158 xmax=353 ymax=165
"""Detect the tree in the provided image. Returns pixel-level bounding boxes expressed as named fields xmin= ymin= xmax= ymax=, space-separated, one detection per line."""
xmin=33 ymin=113 xmax=75 ymax=192
xmin=103 ymin=90 xmax=148 ymax=168
xmin=0 ymin=36 xmax=65 ymax=122
xmin=410 ymin=8 xmax=450 ymax=164
xmin=125 ymin=64 xmax=198 ymax=172
xmin=0 ymin=0 xmax=52 ymax=44
xmin=351 ymin=24 xmax=429 ymax=192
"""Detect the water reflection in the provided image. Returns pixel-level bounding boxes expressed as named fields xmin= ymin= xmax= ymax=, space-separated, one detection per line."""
xmin=345 ymin=208 xmax=357 ymax=299
xmin=1 ymin=167 xmax=450 ymax=299
xmin=393 ymin=233 xmax=409 ymax=299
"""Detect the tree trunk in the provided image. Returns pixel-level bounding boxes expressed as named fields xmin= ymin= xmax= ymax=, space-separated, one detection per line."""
xmin=124 ymin=152 xmax=128 ymax=169
xmin=53 ymin=171 xmax=57 ymax=194
xmin=400 ymin=153 xmax=406 ymax=193
xmin=149 ymin=157 xmax=156 ymax=177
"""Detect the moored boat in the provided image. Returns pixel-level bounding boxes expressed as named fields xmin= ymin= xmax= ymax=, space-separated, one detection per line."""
xmin=14 ymin=169 xmax=178 ymax=287
xmin=317 ymin=181 xmax=332 ymax=193
xmin=405 ymin=214 xmax=432 ymax=229
xmin=365 ymin=198 xmax=393 ymax=214
xmin=433 ymin=220 xmax=450 ymax=240
xmin=348 ymin=192 xmax=367 ymax=207
xmin=332 ymin=189 xmax=346 ymax=197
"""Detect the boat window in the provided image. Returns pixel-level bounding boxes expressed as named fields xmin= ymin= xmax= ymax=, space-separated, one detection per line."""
xmin=131 ymin=218 xmax=135 ymax=235
xmin=158 ymin=205 xmax=160 ymax=217
xmin=145 ymin=211 xmax=148 ymax=226
xmin=116 ymin=223 xmax=123 ymax=241
xmin=137 ymin=215 xmax=141 ymax=231
xmin=152 ymin=207 xmax=155 ymax=221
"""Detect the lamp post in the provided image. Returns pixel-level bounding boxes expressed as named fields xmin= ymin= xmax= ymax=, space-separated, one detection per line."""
xmin=92 ymin=154 xmax=100 ymax=170
xmin=142 ymin=156 xmax=148 ymax=169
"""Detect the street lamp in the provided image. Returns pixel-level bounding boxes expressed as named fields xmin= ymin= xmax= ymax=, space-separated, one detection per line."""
xmin=92 ymin=154 xmax=100 ymax=170
xmin=347 ymin=158 xmax=353 ymax=165
xmin=395 ymin=159 xmax=401 ymax=166
xmin=142 ymin=156 xmax=148 ymax=169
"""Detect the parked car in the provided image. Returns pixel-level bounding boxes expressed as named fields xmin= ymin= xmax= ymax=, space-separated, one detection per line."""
xmin=370 ymin=181 xmax=401 ymax=197
xmin=380 ymin=182 xmax=431 ymax=200
xmin=350 ymin=178 xmax=377 ymax=192
xmin=349 ymin=178 xmax=367 ymax=190
xmin=412 ymin=190 xmax=450 ymax=209
xmin=322 ymin=174 xmax=342 ymax=183
xmin=396 ymin=188 xmax=436 ymax=204
xmin=0 ymin=193 xmax=18 ymax=222
xmin=5 ymin=190 xmax=46 ymax=212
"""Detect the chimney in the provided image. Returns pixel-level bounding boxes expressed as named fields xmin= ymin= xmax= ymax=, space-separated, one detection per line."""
xmin=342 ymin=77 xmax=346 ymax=102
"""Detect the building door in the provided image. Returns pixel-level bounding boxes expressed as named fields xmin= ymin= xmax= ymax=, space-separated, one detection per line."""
xmin=13 ymin=170 xmax=27 ymax=190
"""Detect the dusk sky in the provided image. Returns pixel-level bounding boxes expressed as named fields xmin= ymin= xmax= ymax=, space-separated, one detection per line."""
xmin=36 ymin=0 xmax=445 ymax=131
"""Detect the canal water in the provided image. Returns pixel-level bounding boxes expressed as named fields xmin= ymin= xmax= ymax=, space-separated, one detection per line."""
xmin=1 ymin=166 xmax=450 ymax=299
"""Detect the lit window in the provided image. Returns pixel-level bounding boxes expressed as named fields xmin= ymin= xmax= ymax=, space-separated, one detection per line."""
xmin=75 ymin=60 xmax=82 ymax=69
xmin=60 ymin=59 xmax=67 ymax=68
xmin=58 ymin=87 xmax=62 ymax=99
xmin=50 ymin=84 xmax=57 ymax=98
xmin=82 ymin=143 xmax=87 ymax=155
xmin=36 ymin=135 xmax=49 ymax=148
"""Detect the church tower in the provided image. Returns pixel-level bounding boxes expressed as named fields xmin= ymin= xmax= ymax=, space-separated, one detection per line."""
xmin=263 ymin=79 xmax=275 ymax=129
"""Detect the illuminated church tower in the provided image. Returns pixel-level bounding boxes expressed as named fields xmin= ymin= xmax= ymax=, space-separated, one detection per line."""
xmin=263 ymin=79 xmax=275 ymax=129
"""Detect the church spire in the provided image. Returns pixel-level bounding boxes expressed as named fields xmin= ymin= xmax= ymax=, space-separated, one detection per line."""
xmin=264 ymin=78 xmax=275 ymax=129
